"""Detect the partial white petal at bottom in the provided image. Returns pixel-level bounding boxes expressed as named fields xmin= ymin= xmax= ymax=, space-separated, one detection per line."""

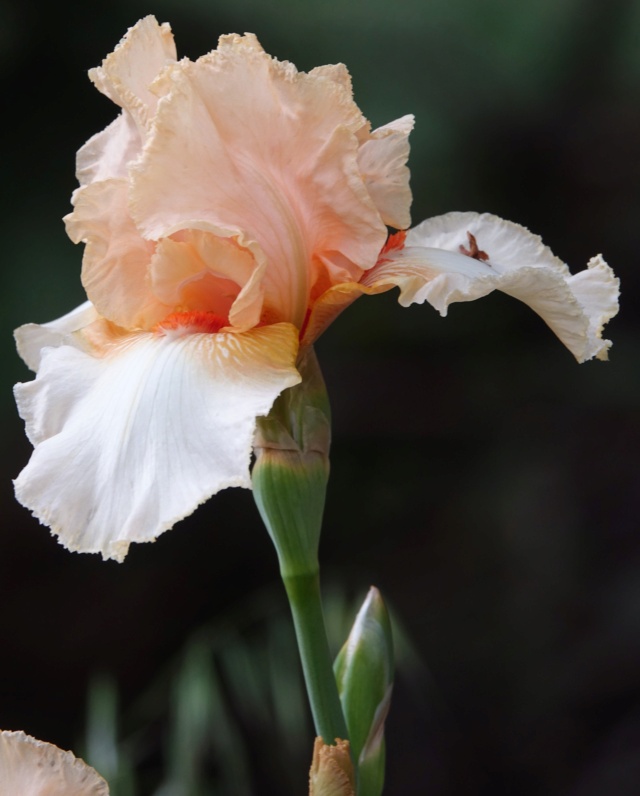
xmin=0 ymin=730 xmax=109 ymax=795
xmin=14 ymin=323 xmax=300 ymax=561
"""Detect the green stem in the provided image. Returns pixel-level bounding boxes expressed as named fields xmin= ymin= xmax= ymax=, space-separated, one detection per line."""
xmin=283 ymin=569 xmax=348 ymax=744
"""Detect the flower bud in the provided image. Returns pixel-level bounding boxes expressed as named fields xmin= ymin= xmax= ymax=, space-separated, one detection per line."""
xmin=252 ymin=346 xmax=331 ymax=578
xmin=334 ymin=587 xmax=394 ymax=796
xmin=309 ymin=737 xmax=355 ymax=796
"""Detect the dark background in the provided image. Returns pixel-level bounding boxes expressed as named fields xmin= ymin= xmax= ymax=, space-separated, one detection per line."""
xmin=1 ymin=0 xmax=639 ymax=793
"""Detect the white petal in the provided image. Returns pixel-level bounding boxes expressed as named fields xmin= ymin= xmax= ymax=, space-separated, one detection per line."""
xmin=357 ymin=114 xmax=414 ymax=230
xmin=14 ymin=324 xmax=300 ymax=562
xmin=15 ymin=302 xmax=99 ymax=372
xmin=564 ymin=255 xmax=620 ymax=361
xmin=0 ymin=730 xmax=109 ymax=795
xmin=406 ymin=211 xmax=569 ymax=270
xmin=365 ymin=212 xmax=619 ymax=362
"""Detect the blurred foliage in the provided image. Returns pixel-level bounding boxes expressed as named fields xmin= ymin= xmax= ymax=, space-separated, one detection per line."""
xmin=80 ymin=585 xmax=425 ymax=796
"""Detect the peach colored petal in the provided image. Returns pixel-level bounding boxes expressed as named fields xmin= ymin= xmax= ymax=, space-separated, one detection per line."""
xmin=0 ymin=730 xmax=109 ymax=795
xmin=357 ymin=114 xmax=414 ymax=230
xmin=129 ymin=34 xmax=387 ymax=327
xmin=76 ymin=112 xmax=141 ymax=188
xmin=89 ymin=16 xmax=176 ymax=133
xmin=309 ymin=737 xmax=355 ymax=796
xmin=65 ymin=180 xmax=170 ymax=330
xmin=364 ymin=212 xmax=619 ymax=362
xmin=14 ymin=323 xmax=300 ymax=561
xmin=308 ymin=62 xmax=355 ymax=93
xmin=150 ymin=230 xmax=264 ymax=330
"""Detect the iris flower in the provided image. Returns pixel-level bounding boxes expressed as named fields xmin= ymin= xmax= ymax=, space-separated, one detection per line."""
xmin=14 ymin=17 xmax=618 ymax=561
xmin=0 ymin=730 xmax=109 ymax=795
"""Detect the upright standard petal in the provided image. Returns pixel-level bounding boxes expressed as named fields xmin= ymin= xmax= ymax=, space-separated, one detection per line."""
xmin=129 ymin=34 xmax=388 ymax=327
xmin=0 ymin=730 xmax=109 ymax=795
xmin=77 ymin=17 xmax=176 ymax=187
xmin=76 ymin=112 xmax=141 ymax=188
xmin=364 ymin=212 xmax=619 ymax=362
xmin=14 ymin=323 xmax=300 ymax=561
xmin=89 ymin=16 xmax=177 ymax=132
xmin=357 ymin=114 xmax=414 ymax=230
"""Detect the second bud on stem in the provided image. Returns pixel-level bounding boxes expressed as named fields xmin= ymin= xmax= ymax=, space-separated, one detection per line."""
xmin=334 ymin=587 xmax=394 ymax=796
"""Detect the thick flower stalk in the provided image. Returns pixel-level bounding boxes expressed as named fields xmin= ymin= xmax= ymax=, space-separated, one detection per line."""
xmin=14 ymin=16 xmax=619 ymax=559
xmin=0 ymin=730 xmax=109 ymax=795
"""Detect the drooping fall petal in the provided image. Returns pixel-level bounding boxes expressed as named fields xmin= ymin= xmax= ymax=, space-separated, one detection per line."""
xmin=14 ymin=322 xmax=300 ymax=561
xmin=363 ymin=212 xmax=619 ymax=362
xmin=0 ymin=730 xmax=109 ymax=795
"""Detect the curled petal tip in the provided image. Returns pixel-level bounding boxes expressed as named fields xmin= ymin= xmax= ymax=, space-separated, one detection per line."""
xmin=364 ymin=211 xmax=619 ymax=363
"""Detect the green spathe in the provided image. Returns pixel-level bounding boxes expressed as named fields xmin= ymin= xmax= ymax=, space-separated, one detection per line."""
xmin=252 ymin=455 xmax=328 ymax=578
xmin=253 ymin=346 xmax=330 ymax=578
xmin=334 ymin=587 xmax=394 ymax=796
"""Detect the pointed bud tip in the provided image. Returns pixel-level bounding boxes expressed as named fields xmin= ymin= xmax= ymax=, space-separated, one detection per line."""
xmin=362 ymin=585 xmax=387 ymax=621
xmin=334 ymin=586 xmax=394 ymax=770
